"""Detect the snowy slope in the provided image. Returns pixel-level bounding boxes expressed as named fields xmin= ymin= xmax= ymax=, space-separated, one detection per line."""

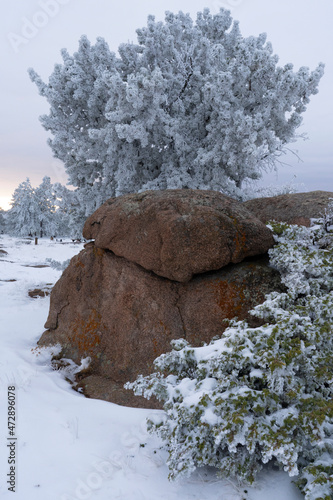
xmin=0 ymin=236 xmax=304 ymax=500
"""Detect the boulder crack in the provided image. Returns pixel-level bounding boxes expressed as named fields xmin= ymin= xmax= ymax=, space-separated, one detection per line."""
xmin=174 ymin=288 xmax=187 ymax=340
xmin=54 ymin=298 xmax=70 ymax=329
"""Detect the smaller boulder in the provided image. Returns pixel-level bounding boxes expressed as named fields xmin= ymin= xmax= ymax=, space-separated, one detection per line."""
xmin=243 ymin=191 xmax=333 ymax=227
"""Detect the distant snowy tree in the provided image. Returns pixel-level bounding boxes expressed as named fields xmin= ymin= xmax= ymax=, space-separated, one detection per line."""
xmin=35 ymin=176 xmax=58 ymax=237
xmin=29 ymin=8 xmax=324 ymax=214
xmin=7 ymin=177 xmax=69 ymax=237
xmin=0 ymin=208 xmax=6 ymax=233
xmin=7 ymin=178 xmax=40 ymax=236
xmin=50 ymin=183 xmax=71 ymax=237
xmin=52 ymin=183 xmax=84 ymax=238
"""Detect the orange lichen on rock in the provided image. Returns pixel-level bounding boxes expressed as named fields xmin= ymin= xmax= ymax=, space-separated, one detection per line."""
xmin=69 ymin=309 xmax=103 ymax=356
xmin=93 ymin=246 xmax=105 ymax=258
xmin=208 ymin=279 xmax=246 ymax=321
xmin=233 ymin=230 xmax=247 ymax=261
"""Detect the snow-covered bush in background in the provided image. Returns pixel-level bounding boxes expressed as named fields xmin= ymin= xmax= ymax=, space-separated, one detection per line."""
xmin=45 ymin=258 xmax=71 ymax=271
xmin=127 ymin=207 xmax=333 ymax=500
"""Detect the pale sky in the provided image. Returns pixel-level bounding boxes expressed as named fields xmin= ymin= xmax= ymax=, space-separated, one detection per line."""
xmin=1 ymin=0 xmax=332 ymax=209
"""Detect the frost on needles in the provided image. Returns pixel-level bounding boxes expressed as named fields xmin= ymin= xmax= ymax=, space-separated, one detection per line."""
xmin=29 ymin=8 xmax=324 ymax=212
xmin=126 ymin=205 xmax=333 ymax=500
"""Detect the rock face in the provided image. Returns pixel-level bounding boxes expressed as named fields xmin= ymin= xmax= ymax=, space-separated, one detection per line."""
xmin=83 ymin=189 xmax=275 ymax=282
xmin=39 ymin=190 xmax=281 ymax=408
xmin=243 ymin=191 xmax=333 ymax=227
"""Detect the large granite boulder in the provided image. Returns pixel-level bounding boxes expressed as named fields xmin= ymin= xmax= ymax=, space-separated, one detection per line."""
xmin=39 ymin=190 xmax=281 ymax=407
xmin=243 ymin=191 xmax=333 ymax=227
xmin=83 ymin=189 xmax=274 ymax=282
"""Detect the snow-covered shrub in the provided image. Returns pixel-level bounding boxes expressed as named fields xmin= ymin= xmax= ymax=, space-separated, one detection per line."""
xmin=46 ymin=258 xmax=71 ymax=271
xmin=126 ymin=211 xmax=333 ymax=500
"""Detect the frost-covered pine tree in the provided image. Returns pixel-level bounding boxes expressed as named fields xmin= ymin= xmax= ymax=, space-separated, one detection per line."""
xmin=7 ymin=177 xmax=64 ymax=237
xmin=50 ymin=183 xmax=71 ymax=237
xmin=29 ymin=8 xmax=324 ymax=214
xmin=35 ymin=176 xmax=58 ymax=237
xmin=7 ymin=178 xmax=41 ymax=236
xmin=52 ymin=183 xmax=87 ymax=238
xmin=0 ymin=208 xmax=6 ymax=233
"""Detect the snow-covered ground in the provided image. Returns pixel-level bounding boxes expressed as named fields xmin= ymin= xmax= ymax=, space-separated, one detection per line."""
xmin=0 ymin=236 xmax=304 ymax=500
